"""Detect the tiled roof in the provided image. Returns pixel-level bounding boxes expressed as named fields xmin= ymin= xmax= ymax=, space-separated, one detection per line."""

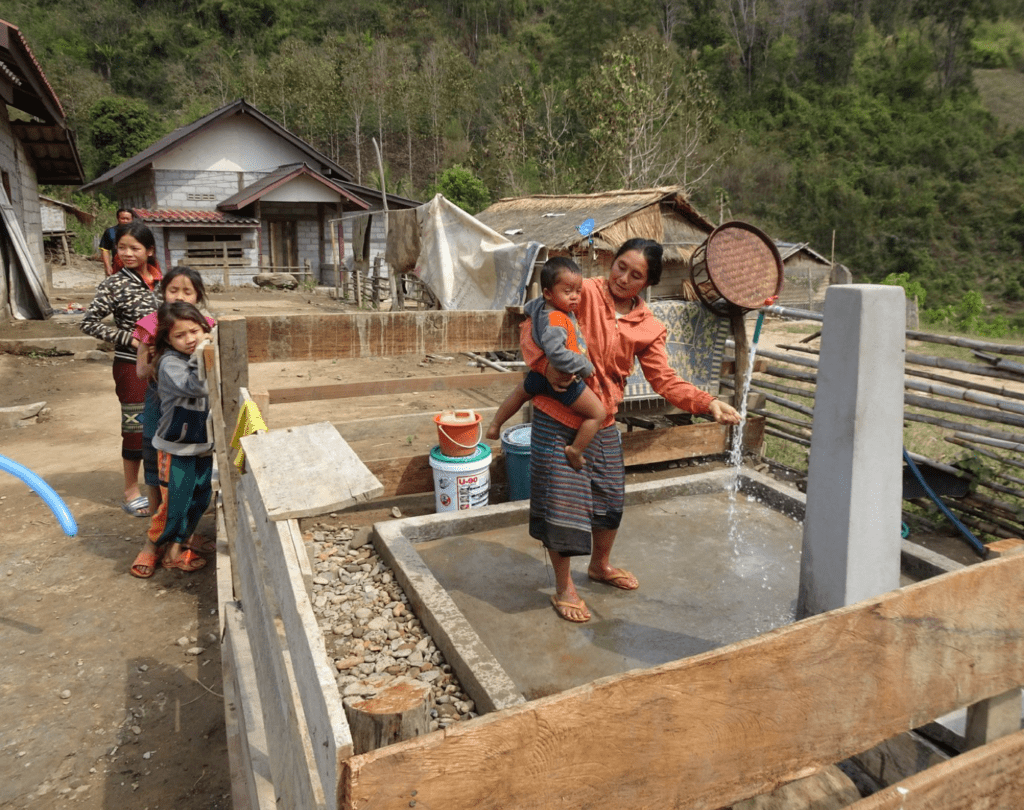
xmin=133 ymin=208 xmax=260 ymax=225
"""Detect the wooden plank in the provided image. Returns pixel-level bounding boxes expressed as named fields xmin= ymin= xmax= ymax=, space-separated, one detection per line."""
xmin=211 ymin=331 xmax=240 ymax=550
xmin=215 ymin=495 xmax=235 ymax=639
xmin=234 ymin=487 xmax=328 ymax=809
xmin=218 ymin=315 xmax=250 ymax=443
xmin=222 ymin=602 xmax=277 ymax=810
xmin=363 ymin=453 xmax=436 ymax=498
xmin=620 ymin=420 xmax=726 ymax=465
xmin=245 ymin=310 xmax=523 ymax=363
xmin=362 ymin=420 xmax=763 ymax=499
xmin=342 ymin=554 xmax=1024 ymax=810
xmin=845 ymin=729 xmax=1024 ymax=810
xmin=240 ymin=422 xmax=383 ymax=519
xmin=239 ymin=471 xmax=353 ymax=788
xmin=268 ymin=371 xmax=518 ymax=405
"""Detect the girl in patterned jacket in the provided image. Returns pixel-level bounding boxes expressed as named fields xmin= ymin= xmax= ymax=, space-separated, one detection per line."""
xmin=80 ymin=221 xmax=162 ymax=518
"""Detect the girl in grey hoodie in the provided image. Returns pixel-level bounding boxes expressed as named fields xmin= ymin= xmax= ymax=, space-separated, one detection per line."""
xmin=130 ymin=302 xmax=214 ymax=577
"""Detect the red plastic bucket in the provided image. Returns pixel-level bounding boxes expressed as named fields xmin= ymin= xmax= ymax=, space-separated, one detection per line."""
xmin=434 ymin=410 xmax=482 ymax=457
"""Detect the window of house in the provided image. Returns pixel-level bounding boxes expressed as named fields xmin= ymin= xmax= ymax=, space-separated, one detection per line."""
xmin=184 ymin=233 xmax=248 ymax=266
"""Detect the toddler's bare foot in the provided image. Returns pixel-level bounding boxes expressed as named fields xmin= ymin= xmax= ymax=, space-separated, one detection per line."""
xmin=485 ymin=424 xmax=500 ymax=441
xmin=564 ymin=445 xmax=585 ymax=471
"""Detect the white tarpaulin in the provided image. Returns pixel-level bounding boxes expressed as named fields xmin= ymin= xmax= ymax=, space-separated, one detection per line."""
xmin=413 ymin=194 xmax=545 ymax=310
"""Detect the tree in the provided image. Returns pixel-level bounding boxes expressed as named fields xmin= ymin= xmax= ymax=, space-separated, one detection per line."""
xmin=433 ymin=165 xmax=490 ymax=213
xmin=575 ymin=32 xmax=721 ymax=191
xmin=910 ymin=0 xmax=1000 ymax=93
xmin=89 ymin=97 xmax=161 ymax=176
xmin=337 ymin=36 xmax=373 ymax=183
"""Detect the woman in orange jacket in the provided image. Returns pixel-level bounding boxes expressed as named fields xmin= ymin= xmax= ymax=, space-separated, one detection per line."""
xmin=521 ymin=238 xmax=740 ymax=623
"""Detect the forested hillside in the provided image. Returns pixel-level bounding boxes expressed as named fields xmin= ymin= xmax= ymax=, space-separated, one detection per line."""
xmin=9 ymin=0 xmax=1024 ymax=330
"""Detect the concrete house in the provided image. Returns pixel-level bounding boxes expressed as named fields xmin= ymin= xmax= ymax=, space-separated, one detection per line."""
xmin=0 ymin=20 xmax=85 ymax=318
xmin=80 ymin=99 xmax=418 ymax=287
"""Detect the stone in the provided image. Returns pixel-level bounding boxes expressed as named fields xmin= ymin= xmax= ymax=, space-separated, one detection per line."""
xmin=252 ymin=272 xmax=298 ymax=290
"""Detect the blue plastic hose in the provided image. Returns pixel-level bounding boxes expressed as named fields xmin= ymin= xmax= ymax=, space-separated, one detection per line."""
xmin=902 ymin=449 xmax=986 ymax=559
xmin=0 ymin=454 xmax=78 ymax=537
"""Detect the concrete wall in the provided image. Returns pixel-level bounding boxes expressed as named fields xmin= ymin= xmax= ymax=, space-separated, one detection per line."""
xmin=0 ymin=102 xmax=48 ymax=293
xmin=152 ymin=114 xmax=310 ymax=173
xmin=155 ymin=170 xmax=244 ymax=210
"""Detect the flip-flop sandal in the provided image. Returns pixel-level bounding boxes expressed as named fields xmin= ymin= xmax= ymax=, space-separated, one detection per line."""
xmin=121 ymin=495 xmax=151 ymax=518
xmin=184 ymin=534 xmax=217 ymax=554
xmin=130 ymin=550 xmax=160 ymax=579
xmin=162 ymin=549 xmax=207 ymax=572
xmin=550 ymin=595 xmax=590 ymax=623
xmin=588 ymin=567 xmax=639 ymax=590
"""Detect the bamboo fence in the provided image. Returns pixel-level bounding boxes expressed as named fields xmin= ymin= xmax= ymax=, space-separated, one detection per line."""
xmin=729 ymin=308 xmax=1024 ymax=544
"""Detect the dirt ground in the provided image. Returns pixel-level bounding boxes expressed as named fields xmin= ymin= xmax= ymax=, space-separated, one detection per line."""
xmin=0 ymin=258 xmax=394 ymax=810
xmin=0 ymin=256 xmax=984 ymax=809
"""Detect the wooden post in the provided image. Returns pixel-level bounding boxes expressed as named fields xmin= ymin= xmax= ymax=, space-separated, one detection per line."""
xmin=222 ymin=242 xmax=230 ymax=287
xmin=730 ymin=306 xmax=749 ymax=418
xmin=344 ymin=679 xmax=432 ymax=755
xmin=217 ymin=316 xmax=250 ymax=448
xmin=965 ymin=537 xmax=1024 ymax=749
xmin=372 ymin=255 xmax=382 ymax=309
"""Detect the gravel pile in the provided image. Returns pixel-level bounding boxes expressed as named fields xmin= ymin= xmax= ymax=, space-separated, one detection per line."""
xmin=306 ymin=522 xmax=477 ymax=732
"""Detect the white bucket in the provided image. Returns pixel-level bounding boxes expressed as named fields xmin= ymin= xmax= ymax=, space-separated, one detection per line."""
xmin=428 ymin=444 xmax=491 ymax=513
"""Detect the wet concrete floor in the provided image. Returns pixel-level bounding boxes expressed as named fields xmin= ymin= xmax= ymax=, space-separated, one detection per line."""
xmin=415 ymin=487 xmax=804 ymax=701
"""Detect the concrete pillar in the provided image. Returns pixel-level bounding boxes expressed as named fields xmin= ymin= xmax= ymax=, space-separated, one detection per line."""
xmin=797 ymin=284 xmax=906 ymax=618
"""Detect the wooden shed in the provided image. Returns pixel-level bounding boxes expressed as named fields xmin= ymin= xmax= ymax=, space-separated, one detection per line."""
xmin=776 ymin=241 xmax=833 ymax=311
xmin=474 ymin=187 xmax=715 ymax=300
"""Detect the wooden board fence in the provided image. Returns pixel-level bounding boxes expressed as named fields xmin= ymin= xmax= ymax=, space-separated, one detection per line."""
xmin=342 ymin=553 xmax=1024 ymax=810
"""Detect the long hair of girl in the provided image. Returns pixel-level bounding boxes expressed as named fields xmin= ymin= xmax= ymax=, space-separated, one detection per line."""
xmin=152 ymin=301 xmax=212 ymax=366
xmin=160 ymin=265 xmax=208 ymax=308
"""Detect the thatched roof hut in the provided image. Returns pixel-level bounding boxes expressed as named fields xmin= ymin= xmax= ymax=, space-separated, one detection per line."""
xmin=475 ymin=187 xmax=716 ymax=299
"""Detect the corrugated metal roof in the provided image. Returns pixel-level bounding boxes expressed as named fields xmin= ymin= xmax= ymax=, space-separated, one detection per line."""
xmin=475 ymin=187 xmax=715 ymax=253
xmin=0 ymin=20 xmax=84 ymax=184
xmin=776 ymin=241 xmax=831 ymax=265
xmin=134 ymin=208 xmax=260 ymax=226
xmin=80 ymin=99 xmax=355 ymax=191
xmin=218 ymin=163 xmax=370 ymax=211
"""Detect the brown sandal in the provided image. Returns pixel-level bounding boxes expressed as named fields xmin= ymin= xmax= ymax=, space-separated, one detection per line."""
xmin=184 ymin=534 xmax=217 ymax=554
xmin=130 ymin=550 xmax=160 ymax=579
xmin=162 ymin=548 xmax=207 ymax=572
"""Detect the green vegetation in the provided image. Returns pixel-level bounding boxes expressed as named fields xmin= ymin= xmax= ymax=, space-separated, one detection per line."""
xmin=12 ymin=0 xmax=1024 ymax=332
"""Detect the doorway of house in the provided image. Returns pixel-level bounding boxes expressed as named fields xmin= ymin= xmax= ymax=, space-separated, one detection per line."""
xmin=268 ymin=220 xmax=297 ymax=273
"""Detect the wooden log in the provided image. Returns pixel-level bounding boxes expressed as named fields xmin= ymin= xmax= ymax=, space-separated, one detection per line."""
xmin=906 ymin=367 xmax=1024 ymax=402
xmin=905 ymin=329 xmax=1024 ymax=357
xmin=343 ymin=554 xmax=1024 ymax=810
xmin=903 ymin=411 xmax=1024 ymax=445
xmin=765 ymin=425 xmax=812 ymax=446
xmin=344 ymin=679 xmax=433 ymax=756
xmin=905 ymin=392 xmax=1024 ymax=430
xmin=268 ymin=371 xmax=519 ymax=405
xmin=952 ymin=431 xmax=1024 ymax=457
xmin=750 ymin=408 xmax=813 ymax=430
xmin=905 ymin=350 xmax=1024 ymax=384
xmin=761 ymin=364 xmax=818 ymax=383
xmin=945 ymin=436 xmax=1024 ymax=474
xmin=747 ymin=388 xmax=816 ymax=418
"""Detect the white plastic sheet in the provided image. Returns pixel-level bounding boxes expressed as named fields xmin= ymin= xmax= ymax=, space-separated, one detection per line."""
xmin=414 ymin=194 xmax=544 ymax=310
